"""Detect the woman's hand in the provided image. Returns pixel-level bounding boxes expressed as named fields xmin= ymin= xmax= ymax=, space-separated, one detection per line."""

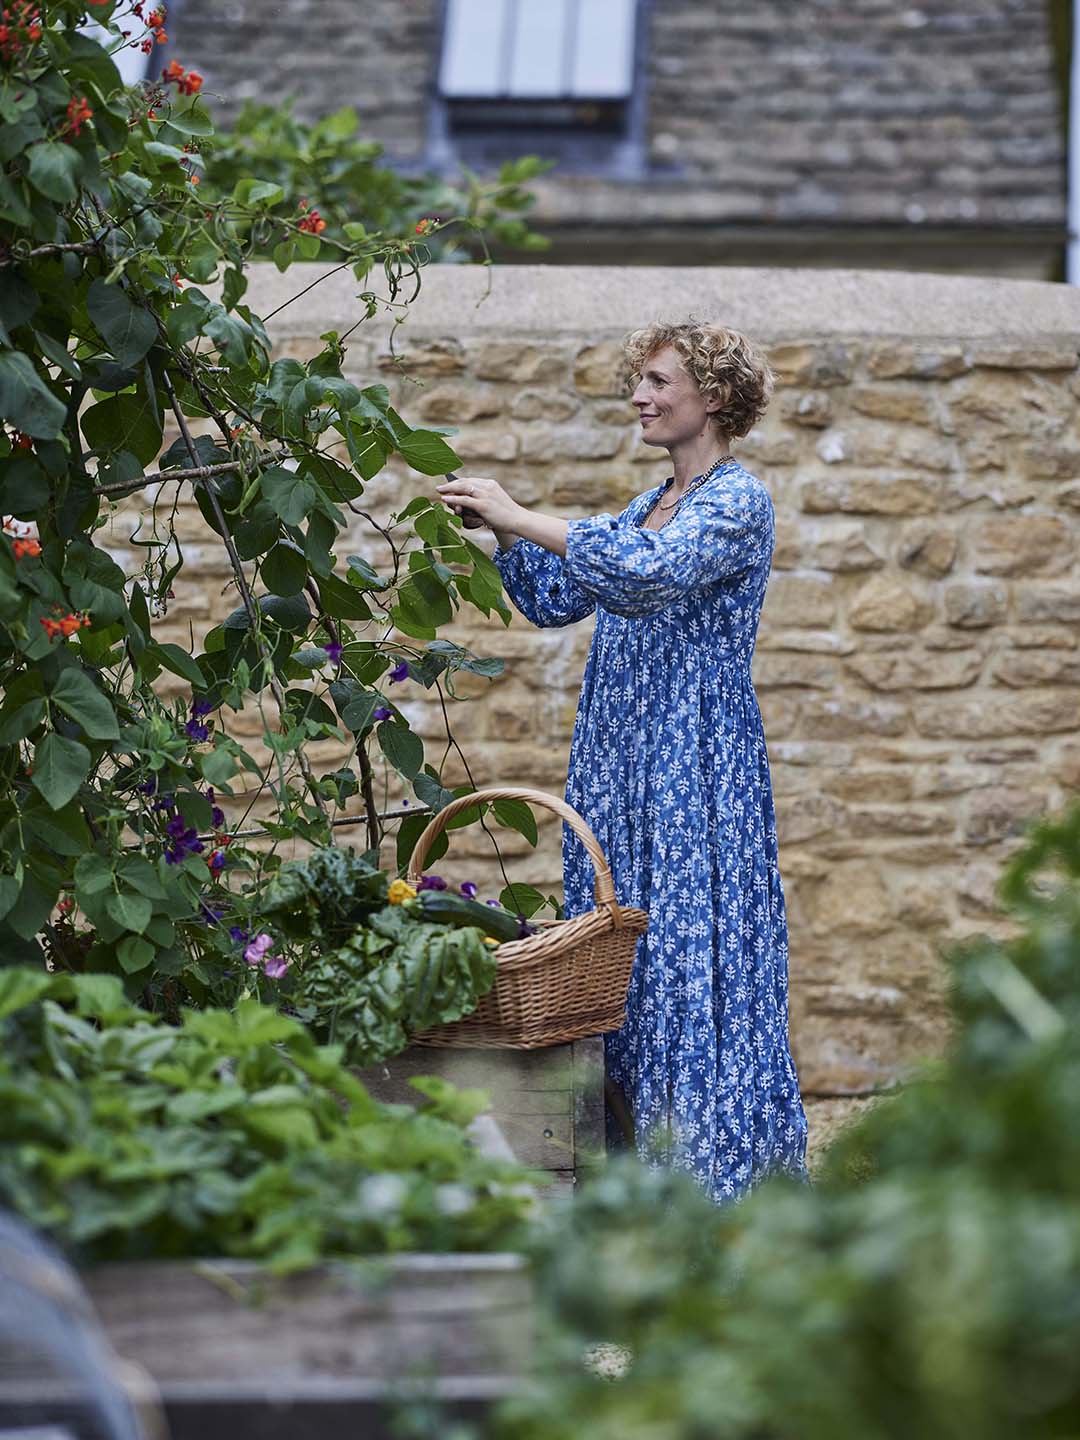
xmin=435 ymin=475 xmax=525 ymax=535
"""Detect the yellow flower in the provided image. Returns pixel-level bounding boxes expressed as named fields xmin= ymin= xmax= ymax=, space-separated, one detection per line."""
xmin=483 ymin=936 xmax=500 ymax=947
xmin=387 ymin=879 xmax=417 ymax=905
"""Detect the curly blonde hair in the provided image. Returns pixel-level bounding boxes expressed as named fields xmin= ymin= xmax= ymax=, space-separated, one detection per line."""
xmin=621 ymin=321 xmax=774 ymax=440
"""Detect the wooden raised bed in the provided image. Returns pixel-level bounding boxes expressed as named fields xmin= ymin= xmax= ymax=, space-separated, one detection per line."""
xmin=80 ymin=1253 xmax=532 ymax=1440
xmin=359 ymin=1036 xmax=607 ymax=1193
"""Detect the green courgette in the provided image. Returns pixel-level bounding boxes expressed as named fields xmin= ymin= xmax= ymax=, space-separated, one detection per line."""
xmin=415 ymin=890 xmax=525 ymax=943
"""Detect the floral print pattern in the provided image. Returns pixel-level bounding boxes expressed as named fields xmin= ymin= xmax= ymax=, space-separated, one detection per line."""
xmin=493 ymin=461 xmax=808 ymax=1202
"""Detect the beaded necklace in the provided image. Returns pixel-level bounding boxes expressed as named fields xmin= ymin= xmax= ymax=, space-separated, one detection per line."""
xmin=653 ymin=453 xmax=733 ymax=518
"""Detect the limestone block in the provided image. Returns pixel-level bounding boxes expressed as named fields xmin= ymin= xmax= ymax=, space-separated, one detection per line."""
xmin=772 ymin=530 xmax=801 ymax=569
xmin=770 ymin=740 xmax=855 ymax=768
xmin=915 ymin=691 xmax=1080 ymax=739
xmin=767 ymin=341 xmax=858 ymax=388
xmin=471 ymin=342 xmax=570 ymax=385
xmin=943 ymin=581 xmax=1008 ymax=628
xmin=848 ymin=806 xmax=953 ymax=839
xmin=1006 ymin=625 xmax=1077 ymax=650
xmin=895 ymin=520 xmax=958 ymax=577
xmin=505 ymin=388 xmax=580 ymax=422
xmin=804 ymin=527 xmax=885 ymax=573
xmin=520 ymin=424 xmax=622 ymax=462
xmin=943 ymin=469 xmax=1040 ymax=507
xmin=377 ymin=338 xmax=465 ymax=374
xmin=807 ymin=863 xmax=893 ymax=938
xmin=964 ymin=786 xmax=1046 ymax=845
xmin=1015 ymin=586 xmax=1080 ymax=624
xmin=751 ymin=653 xmax=839 ymax=689
xmin=943 ymin=372 xmax=1069 ymax=442
xmin=1020 ymin=443 xmax=1080 ymax=480
xmin=971 ymin=514 xmax=1073 ymax=576
xmin=822 ymin=767 xmax=915 ymax=803
xmin=968 ymin=343 xmax=1078 ymax=371
xmin=758 ymin=693 xmax=798 ymax=737
xmin=739 ymin=428 xmax=801 ymax=466
xmin=446 ymin=426 xmax=519 ymax=463
xmin=893 ymin=879 xmax=951 ymax=929
xmin=573 ymin=341 xmax=625 ymax=398
xmin=775 ymin=791 xmax=847 ymax=844
xmin=762 ymin=573 xmax=837 ymax=626
xmin=849 ymin=385 xmax=936 ymax=426
xmin=414 ymin=383 xmax=502 ymax=424
xmin=758 ymin=629 xmax=855 ymax=655
xmin=868 ymin=343 xmax=970 ymax=380
xmin=956 ymin=862 xmax=1005 ymax=916
xmin=849 ymin=575 xmax=932 ymax=632
xmin=799 ymin=697 xmax=909 ymax=739
xmin=780 ymin=390 xmax=833 ymax=428
xmin=804 ymin=1097 xmax=884 ymax=1173
xmin=801 ymin=473 xmax=938 ymax=515
xmin=814 ymin=427 xmax=953 ymax=472
xmin=591 ymin=401 xmax=635 ymax=427
xmin=991 ymin=650 xmax=1080 ymax=687
xmin=847 ymin=649 xmax=983 ymax=691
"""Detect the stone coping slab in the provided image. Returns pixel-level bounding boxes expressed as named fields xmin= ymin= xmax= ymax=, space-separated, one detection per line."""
xmin=240 ymin=263 xmax=1080 ymax=344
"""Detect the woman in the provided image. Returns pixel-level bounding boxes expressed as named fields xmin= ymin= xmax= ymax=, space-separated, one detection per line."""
xmin=436 ymin=321 xmax=808 ymax=1202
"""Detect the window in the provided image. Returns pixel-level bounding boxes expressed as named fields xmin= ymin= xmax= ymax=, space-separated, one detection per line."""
xmin=431 ymin=0 xmax=645 ymax=175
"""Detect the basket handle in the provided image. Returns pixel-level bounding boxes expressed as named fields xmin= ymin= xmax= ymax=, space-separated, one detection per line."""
xmin=404 ymin=786 xmax=625 ymax=930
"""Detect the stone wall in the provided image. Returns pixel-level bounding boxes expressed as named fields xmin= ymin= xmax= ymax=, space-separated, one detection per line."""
xmin=118 ymin=264 xmax=1080 ymax=1126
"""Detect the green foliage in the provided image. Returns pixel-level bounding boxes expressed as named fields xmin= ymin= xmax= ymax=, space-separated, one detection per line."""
xmin=0 ymin=3 xmax=537 ymax=1011
xmin=200 ymin=102 xmax=552 ymax=263
xmin=0 ymin=968 xmax=536 ymax=1271
xmin=488 ymin=803 xmax=1080 ymax=1440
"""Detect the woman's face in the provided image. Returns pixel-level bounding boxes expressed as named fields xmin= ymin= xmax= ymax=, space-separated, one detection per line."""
xmin=631 ymin=344 xmax=717 ymax=449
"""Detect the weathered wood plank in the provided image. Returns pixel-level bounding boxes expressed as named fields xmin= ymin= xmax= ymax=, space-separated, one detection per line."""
xmin=83 ymin=1256 xmax=531 ymax=1385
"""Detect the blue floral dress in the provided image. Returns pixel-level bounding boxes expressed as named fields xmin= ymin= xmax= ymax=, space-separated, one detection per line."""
xmin=492 ymin=459 xmax=808 ymax=1202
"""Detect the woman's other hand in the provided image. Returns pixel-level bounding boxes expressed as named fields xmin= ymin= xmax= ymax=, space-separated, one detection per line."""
xmin=436 ymin=475 xmax=524 ymax=535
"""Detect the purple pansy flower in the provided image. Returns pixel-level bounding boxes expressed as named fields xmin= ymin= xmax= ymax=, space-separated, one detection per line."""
xmin=459 ymin=881 xmax=478 ymax=900
xmin=373 ymin=706 xmax=392 ymax=721
xmin=323 ymin=640 xmax=343 ymax=666
xmin=389 ymin=661 xmax=410 ymax=683
xmin=418 ymin=874 xmax=447 ymax=891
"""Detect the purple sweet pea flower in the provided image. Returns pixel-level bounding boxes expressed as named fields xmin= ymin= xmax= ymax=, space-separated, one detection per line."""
xmin=373 ymin=706 xmax=392 ymax=721
xmin=229 ymin=926 xmax=249 ymax=945
xmin=323 ymin=640 xmax=344 ymax=666
xmin=184 ymin=717 xmax=210 ymax=743
xmin=138 ymin=778 xmax=158 ymax=796
xmin=244 ymin=932 xmax=274 ymax=967
xmin=164 ymin=814 xmax=204 ymax=864
xmin=389 ymin=661 xmax=410 ymax=683
xmin=262 ymin=953 xmax=289 ymax=980
xmin=191 ymin=696 xmax=213 ymax=718
xmin=418 ymin=874 xmax=447 ymax=892
xmin=459 ymin=881 xmax=478 ymax=899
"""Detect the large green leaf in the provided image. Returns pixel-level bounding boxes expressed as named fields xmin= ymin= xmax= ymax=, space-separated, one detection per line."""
xmin=81 ymin=390 xmax=163 ymax=465
xmin=51 ymin=668 xmax=120 ymax=740
xmin=395 ymin=427 xmax=462 ymax=477
xmin=261 ymin=467 xmax=316 ymax=525
xmin=262 ymin=542 xmax=307 ymax=597
xmin=0 ymin=350 xmax=66 ymax=439
xmin=377 ymin=719 xmax=423 ymax=779
xmin=31 ymin=733 xmax=92 ymax=810
xmin=86 ymin=279 xmax=157 ymax=367
xmin=26 ymin=141 xmax=81 ymax=203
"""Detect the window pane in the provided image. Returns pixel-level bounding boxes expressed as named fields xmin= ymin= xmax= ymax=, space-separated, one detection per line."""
xmin=572 ymin=0 xmax=635 ymax=97
xmin=508 ymin=0 xmax=570 ymax=97
xmin=440 ymin=0 xmax=509 ymax=97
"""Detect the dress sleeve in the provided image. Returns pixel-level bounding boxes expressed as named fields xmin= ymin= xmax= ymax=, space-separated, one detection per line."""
xmin=564 ymin=472 xmax=773 ymax=619
xmin=493 ymin=537 xmax=597 ymax=628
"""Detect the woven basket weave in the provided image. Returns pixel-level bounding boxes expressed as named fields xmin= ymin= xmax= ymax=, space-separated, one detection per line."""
xmin=407 ymin=786 xmax=648 ymax=1050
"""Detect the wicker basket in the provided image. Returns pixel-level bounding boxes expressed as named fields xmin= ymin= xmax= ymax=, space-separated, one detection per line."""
xmin=406 ymin=786 xmax=648 ymax=1049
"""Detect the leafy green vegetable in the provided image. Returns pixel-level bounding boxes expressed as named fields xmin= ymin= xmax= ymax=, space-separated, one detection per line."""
xmin=0 ymin=970 xmax=534 ymax=1272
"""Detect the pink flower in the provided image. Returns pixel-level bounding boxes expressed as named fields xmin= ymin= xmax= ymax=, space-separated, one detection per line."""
xmin=262 ymin=953 xmax=289 ymax=979
xmin=244 ymin=932 xmax=274 ymax=966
